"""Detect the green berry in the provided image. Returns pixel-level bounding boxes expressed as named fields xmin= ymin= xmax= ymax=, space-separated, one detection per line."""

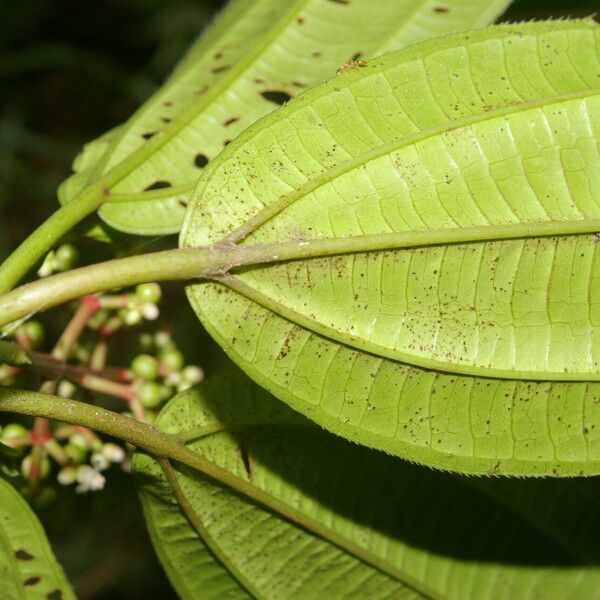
xmin=88 ymin=309 xmax=110 ymax=330
xmin=21 ymin=454 xmax=51 ymax=480
xmin=182 ymin=366 xmax=203 ymax=385
xmin=138 ymin=382 xmax=163 ymax=409
xmin=120 ymin=307 xmax=142 ymax=326
xmin=131 ymin=354 xmax=159 ymax=381
xmin=57 ymin=466 xmax=77 ymax=486
xmin=160 ymin=385 xmax=174 ymax=402
xmin=154 ymin=331 xmax=173 ymax=348
xmin=1 ymin=423 xmax=28 ymax=446
xmin=69 ymin=432 xmax=89 ymax=450
xmin=135 ymin=283 xmax=162 ymax=305
xmin=53 ymin=244 xmax=79 ymax=271
xmin=143 ymin=410 xmax=157 ymax=424
xmin=19 ymin=321 xmax=45 ymax=349
xmin=139 ymin=333 xmax=154 ymax=352
xmin=64 ymin=443 xmax=87 ymax=464
xmin=160 ymin=349 xmax=184 ymax=373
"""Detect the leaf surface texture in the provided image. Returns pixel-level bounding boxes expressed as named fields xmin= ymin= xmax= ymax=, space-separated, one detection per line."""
xmin=182 ymin=21 xmax=600 ymax=475
xmin=134 ymin=375 xmax=600 ymax=599
xmin=59 ymin=0 xmax=511 ymax=234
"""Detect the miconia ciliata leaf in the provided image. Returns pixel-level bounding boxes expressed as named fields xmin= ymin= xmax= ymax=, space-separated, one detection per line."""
xmin=0 ymin=477 xmax=75 ymax=599
xmin=182 ymin=21 xmax=600 ymax=476
xmin=58 ymin=0 xmax=511 ymax=235
xmin=134 ymin=374 xmax=600 ymax=600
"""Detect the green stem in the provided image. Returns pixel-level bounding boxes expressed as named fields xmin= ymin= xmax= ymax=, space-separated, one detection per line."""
xmin=2 ymin=218 xmax=599 ymax=328
xmin=0 ymin=388 xmax=432 ymax=596
xmin=0 ymin=184 xmax=108 ymax=295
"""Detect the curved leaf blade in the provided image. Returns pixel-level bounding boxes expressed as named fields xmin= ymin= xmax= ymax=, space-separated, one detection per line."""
xmin=0 ymin=478 xmax=74 ymax=600
xmin=134 ymin=374 xmax=600 ymax=600
xmin=182 ymin=21 xmax=600 ymax=475
xmin=59 ymin=0 xmax=511 ymax=235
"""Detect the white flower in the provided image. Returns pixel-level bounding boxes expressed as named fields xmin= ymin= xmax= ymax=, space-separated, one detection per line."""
xmin=91 ymin=451 xmax=110 ymax=472
xmin=75 ymin=465 xmax=106 ymax=493
xmin=140 ymin=303 xmax=159 ymax=321
xmin=57 ymin=466 xmax=77 ymax=486
xmin=102 ymin=443 xmax=125 ymax=464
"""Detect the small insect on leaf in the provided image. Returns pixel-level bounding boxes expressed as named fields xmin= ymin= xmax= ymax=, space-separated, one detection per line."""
xmin=336 ymin=58 xmax=367 ymax=75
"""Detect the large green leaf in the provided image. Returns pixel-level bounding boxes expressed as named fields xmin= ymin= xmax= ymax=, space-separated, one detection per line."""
xmin=182 ymin=20 xmax=600 ymax=476
xmin=58 ymin=0 xmax=511 ymax=235
xmin=134 ymin=374 xmax=600 ymax=600
xmin=0 ymin=477 xmax=75 ymax=600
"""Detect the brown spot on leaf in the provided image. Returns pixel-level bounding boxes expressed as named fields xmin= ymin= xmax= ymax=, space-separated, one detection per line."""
xmin=212 ymin=64 xmax=231 ymax=74
xmin=224 ymin=116 xmax=240 ymax=127
xmin=433 ymin=5 xmax=450 ymax=12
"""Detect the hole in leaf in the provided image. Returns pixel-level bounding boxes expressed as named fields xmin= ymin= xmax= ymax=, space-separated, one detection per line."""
xmin=141 ymin=132 xmax=156 ymax=140
xmin=239 ymin=441 xmax=252 ymax=479
xmin=261 ymin=90 xmax=292 ymax=105
xmin=194 ymin=154 xmax=209 ymax=168
xmin=47 ymin=591 xmax=63 ymax=600
xmin=212 ymin=64 xmax=231 ymax=74
xmin=144 ymin=181 xmax=172 ymax=191
xmin=223 ymin=139 xmax=232 ymax=147
xmin=177 ymin=200 xmax=187 ymax=208
xmin=24 ymin=577 xmax=41 ymax=586
xmin=15 ymin=549 xmax=34 ymax=560
xmin=224 ymin=116 xmax=240 ymax=127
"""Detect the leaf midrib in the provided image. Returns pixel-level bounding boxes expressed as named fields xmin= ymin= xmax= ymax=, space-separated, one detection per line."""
xmin=160 ymin=418 xmax=597 ymax=599
xmin=218 ymin=88 xmax=600 ymax=245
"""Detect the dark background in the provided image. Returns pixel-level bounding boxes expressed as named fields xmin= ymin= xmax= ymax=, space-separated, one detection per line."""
xmin=0 ymin=1 xmax=597 ymax=598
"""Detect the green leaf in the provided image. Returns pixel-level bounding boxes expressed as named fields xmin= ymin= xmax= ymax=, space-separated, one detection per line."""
xmin=182 ymin=20 xmax=600 ymax=476
xmin=59 ymin=0 xmax=511 ymax=235
xmin=134 ymin=374 xmax=600 ymax=600
xmin=0 ymin=477 xmax=75 ymax=600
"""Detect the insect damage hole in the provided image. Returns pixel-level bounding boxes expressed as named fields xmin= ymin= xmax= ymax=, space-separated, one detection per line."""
xmin=194 ymin=153 xmax=209 ymax=168
xmin=433 ymin=4 xmax=450 ymax=12
xmin=144 ymin=180 xmax=172 ymax=191
xmin=15 ymin=549 xmax=34 ymax=560
xmin=261 ymin=90 xmax=293 ymax=105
